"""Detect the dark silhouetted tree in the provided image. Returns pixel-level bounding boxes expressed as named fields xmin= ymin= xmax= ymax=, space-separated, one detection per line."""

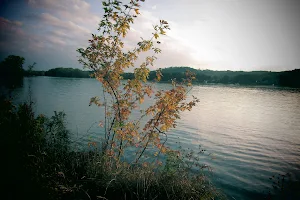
xmin=0 ymin=55 xmax=25 ymax=88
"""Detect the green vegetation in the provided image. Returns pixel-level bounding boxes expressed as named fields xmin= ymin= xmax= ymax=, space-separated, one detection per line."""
xmin=24 ymin=62 xmax=46 ymax=77
xmin=44 ymin=67 xmax=92 ymax=78
xmin=26 ymin=66 xmax=300 ymax=88
xmin=278 ymin=69 xmax=300 ymax=88
xmin=1 ymin=96 xmax=70 ymax=199
xmin=1 ymin=95 xmax=297 ymax=200
xmin=125 ymin=67 xmax=300 ymax=87
xmin=24 ymin=70 xmax=45 ymax=76
xmin=1 ymin=1 xmax=223 ymax=199
xmin=74 ymin=0 xmax=221 ymax=198
xmin=0 ymin=55 xmax=25 ymax=89
xmin=1 ymin=96 xmax=222 ymax=200
xmin=266 ymin=173 xmax=300 ymax=200
xmin=2 ymin=0 xmax=299 ymax=198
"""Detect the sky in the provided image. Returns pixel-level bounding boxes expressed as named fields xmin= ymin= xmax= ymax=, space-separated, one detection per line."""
xmin=0 ymin=0 xmax=300 ymax=71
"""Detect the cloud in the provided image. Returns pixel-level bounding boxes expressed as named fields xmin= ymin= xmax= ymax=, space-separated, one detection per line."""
xmin=0 ymin=17 xmax=23 ymax=37
xmin=24 ymin=0 xmax=101 ymax=48
xmin=26 ymin=0 xmax=90 ymax=12
xmin=26 ymin=0 xmax=100 ymax=28
xmin=0 ymin=0 xmax=103 ymax=69
xmin=0 ymin=0 xmax=223 ymax=70
xmin=0 ymin=17 xmax=26 ymax=50
xmin=2 ymin=0 xmax=299 ymax=71
xmin=40 ymin=13 xmax=90 ymax=35
xmin=0 ymin=17 xmax=23 ymax=26
xmin=126 ymin=10 xmax=201 ymax=69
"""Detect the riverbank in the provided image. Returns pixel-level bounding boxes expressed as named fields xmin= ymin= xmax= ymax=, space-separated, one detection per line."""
xmin=6 ymin=77 xmax=300 ymax=199
xmin=1 ymin=95 xmax=224 ymax=200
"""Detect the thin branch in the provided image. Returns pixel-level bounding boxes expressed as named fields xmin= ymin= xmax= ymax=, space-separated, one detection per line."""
xmin=154 ymin=126 xmax=168 ymax=161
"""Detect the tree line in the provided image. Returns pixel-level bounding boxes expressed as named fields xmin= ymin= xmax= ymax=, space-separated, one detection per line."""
xmin=123 ymin=67 xmax=300 ymax=88
xmin=26 ymin=66 xmax=300 ymax=88
xmin=1 ymin=55 xmax=299 ymax=88
xmin=1 ymin=0 xmax=299 ymax=198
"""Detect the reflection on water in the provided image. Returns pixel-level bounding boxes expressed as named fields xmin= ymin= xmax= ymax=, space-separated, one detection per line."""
xmin=14 ymin=77 xmax=300 ymax=200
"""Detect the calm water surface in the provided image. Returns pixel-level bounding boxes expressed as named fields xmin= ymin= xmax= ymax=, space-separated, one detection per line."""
xmin=13 ymin=77 xmax=300 ymax=200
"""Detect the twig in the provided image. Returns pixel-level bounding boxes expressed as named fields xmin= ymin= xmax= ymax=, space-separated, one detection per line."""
xmin=80 ymin=188 xmax=91 ymax=200
xmin=104 ymin=178 xmax=116 ymax=196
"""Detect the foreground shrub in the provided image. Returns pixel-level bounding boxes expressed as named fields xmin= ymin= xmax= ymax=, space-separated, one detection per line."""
xmin=0 ymin=96 xmax=70 ymax=199
xmin=0 ymin=0 xmax=223 ymax=198
xmin=1 ymin=96 xmax=223 ymax=199
xmin=54 ymin=151 xmax=223 ymax=200
xmin=76 ymin=0 xmax=220 ymax=198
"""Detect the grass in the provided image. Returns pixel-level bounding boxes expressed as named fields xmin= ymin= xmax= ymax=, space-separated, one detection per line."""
xmin=2 ymin=95 xmax=299 ymax=199
xmin=0 ymin=95 xmax=224 ymax=200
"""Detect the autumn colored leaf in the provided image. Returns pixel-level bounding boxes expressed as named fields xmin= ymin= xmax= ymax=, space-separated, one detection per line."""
xmin=77 ymin=0 xmax=198 ymax=165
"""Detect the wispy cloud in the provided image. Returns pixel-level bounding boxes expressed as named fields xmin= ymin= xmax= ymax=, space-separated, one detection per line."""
xmin=1 ymin=0 xmax=300 ymax=71
xmin=0 ymin=17 xmax=26 ymax=51
xmin=26 ymin=0 xmax=100 ymax=30
xmin=0 ymin=0 xmax=102 ymax=68
xmin=0 ymin=17 xmax=23 ymax=26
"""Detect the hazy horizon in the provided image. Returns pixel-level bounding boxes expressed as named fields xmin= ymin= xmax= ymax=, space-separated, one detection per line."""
xmin=22 ymin=65 xmax=298 ymax=73
xmin=1 ymin=0 xmax=300 ymax=71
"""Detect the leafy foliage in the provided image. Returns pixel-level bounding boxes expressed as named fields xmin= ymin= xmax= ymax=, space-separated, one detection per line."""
xmin=123 ymin=66 xmax=296 ymax=86
xmin=38 ymin=66 xmax=300 ymax=88
xmin=0 ymin=55 xmax=25 ymax=88
xmin=279 ymin=69 xmax=300 ymax=88
xmin=265 ymin=173 xmax=300 ymax=200
xmin=44 ymin=67 xmax=92 ymax=78
xmin=0 ymin=95 xmax=223 ymax=200
xmin=77 ymin=0 xmax=199 ymax=165
xmin=0 ymin=95 xmax=70 ymax=200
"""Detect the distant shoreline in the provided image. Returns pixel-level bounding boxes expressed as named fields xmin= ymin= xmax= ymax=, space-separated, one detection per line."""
xmin=24 ymin=66 xmax=300 ymax=88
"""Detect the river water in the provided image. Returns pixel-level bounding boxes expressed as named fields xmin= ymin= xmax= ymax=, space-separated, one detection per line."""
xmin=13 ymin=77 xmax=300 ymax=199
